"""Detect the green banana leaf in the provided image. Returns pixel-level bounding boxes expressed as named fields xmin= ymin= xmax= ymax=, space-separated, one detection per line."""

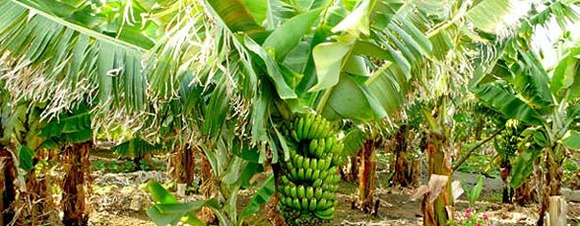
xmin=263 ymin=8 xmax=322 ymax=61
xmin=562 ymin=130 xmax=580 ymax=149
xmin=146 ymin=180 xmax=219 ymax=226
xmin=239 ymin=175 xmax=275 ymax=221
xmin=510 ymin=146 xmax=542 ymax=189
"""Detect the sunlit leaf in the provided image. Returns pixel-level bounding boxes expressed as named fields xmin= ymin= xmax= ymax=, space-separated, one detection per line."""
xmin=309 ymin=40 xmax=352 ymax=92
xmin=245 ymin=36 xmax=298 ymax=99
xmin=320 ymin=73 xmax=386 ymax=122
xmin=263 ymin=8 xmax=321 ymax=61
xmin=562 ymin=130 xmax=580 ymax=149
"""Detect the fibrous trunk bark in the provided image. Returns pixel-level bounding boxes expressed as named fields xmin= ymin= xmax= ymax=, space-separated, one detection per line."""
xmin=25 ymin=149 xmax=53 ymax=224
xmin=538 ymin=148 xmax=565 ymax=226
xmin=391 ymin=125 xmax=412 ymax=187
xmin=176 ymin=144 xmax=195 ymax=186
xmin=423 ymin=133 xmax=453 ymax=226
xmin=270 ymin=161 xmax=286 ymax=226
xmin=357 ymin=140 xmax=378 ymax=214
xmin=62 ymin=142 xmax=91 ymax=226
xmin=342 ymin=155 xmax=359 ymax=182
xmin=0 ymin=147 xmax=16 ymax=226
xmin=514 ymin=178 xmax=536 ymax=205
xmin=500 ymin=158 xmax=513 ymax=204
xmin=198 ymin=153 xmax=217 ymax=224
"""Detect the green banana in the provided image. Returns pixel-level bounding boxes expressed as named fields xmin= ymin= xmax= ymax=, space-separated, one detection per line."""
xmin=314 ymin=207 xmax=334 ymax=220
xmin=311 ymin=170 xmax=320 ymax=180
xmin=316 ymin=139 xmax=325 ymax=158
xmin=281 ymin=197 xmax=292 ymax=207
xmin=319 ymin=170 xmax=328 ymax=181
xmin=296 ymin=117 xmax=305 ymax=140
xmin=303 ymin=168 xmax=310 ymax=180
xmin=313 ymin=178 xmax=323 ymax=188
xmin=281 ymin=175 xmax=290 ymax=185
xmin=309 ymin=116 xmax=319 ymax=138
xmin=309 ymin=139 xmax=318 ymax=156
xmin=306 ymin=187 xmax=314 ymax=199
xmin=318 ymin=199 xmax=328 ymax=210
xmin=303 ymin=157 xmax=310 ymax=169
xmin=314 ymin=187 xmax=323 ymax=199
xmin=298 ymin=169 xmax=305 ymax=181
xmin=298 ymin=186 xmax=306 ymax=199
xmin=311 ymin=158 xmax=318 ymax=170
xmin=323 ymin=174 xmax=339 ymax=184
xmin=296 ymin=156 xmax=304 ymax=169
xmin=293 ymin=198 xmax=302 ymax=210
xmin=325 ymin=136 xmax=334 ymax=152
xmin=316 ymin=159 xmax=325 ymax=171
xmin=325 ymin=161 xmax=333 ymax=171
xmin=301 ymin=198 xmax=309 ymax=210
xmin=290 ymin=186 xmax=298 ymax=198
xmin=291 ymin=130 xmax=299 ymax=142
xmin=302 ymin=115 xmax=312 ymax=140
xmin=290 ymin=169 xmax=299 ymax=181
xmin=309 ymin=198 xmax=317 ymax=211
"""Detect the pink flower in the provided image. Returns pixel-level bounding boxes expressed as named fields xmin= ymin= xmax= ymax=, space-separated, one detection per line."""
xmin=483 ymin=213 xmax=489 ymax=221
xmin=465 ymin=208 xmax=472 ymax=218
xmin=476 ymin=223 xmax=481 ymax=226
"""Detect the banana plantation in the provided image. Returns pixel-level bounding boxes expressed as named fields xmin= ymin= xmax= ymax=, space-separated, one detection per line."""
xmin=1 ymin=0 xmax=580 ymax=225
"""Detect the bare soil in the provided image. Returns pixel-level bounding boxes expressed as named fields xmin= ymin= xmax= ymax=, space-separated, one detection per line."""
xmin=87 ymin=170 xmax=580 ymax=226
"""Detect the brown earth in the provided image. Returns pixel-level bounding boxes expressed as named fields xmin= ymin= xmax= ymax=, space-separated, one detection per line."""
xmin=87 ymin=170 xmax=580 ymax=226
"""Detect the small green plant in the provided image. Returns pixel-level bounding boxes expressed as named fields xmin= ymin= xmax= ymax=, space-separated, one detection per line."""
xmin=90 ymin=159 xmax=137 ymax=173
xmin=448 ymin=208 xmax=491 ymax=226
xmin=462 ymin=175 xmax=484 ymax=208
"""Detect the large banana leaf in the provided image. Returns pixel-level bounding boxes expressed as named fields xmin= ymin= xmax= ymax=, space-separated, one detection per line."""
xmin=263 ymin=8 xmax=322 ymax=61
xmin=552 ymin=47 xmax=580 ymax=99
xmin=471 ymin=83 xmax=544 ymax=125
xmin=0 ymin=0 xmax=146 ymax=112
xmin=239 ymin=175 xmax=275 ymax=221
xmin=245 ymin=36 xmax=297 ymax=99
xmin=512 ymin=49 xmax=553 ymax=113
xmin=206 ymin=0 xmax=264 ymax=36
xmin=510 ymin=147 xmax=542 ymax=188
xmin=112 ymin=136 xmax=162 ymax=158
xmin=320 ymin=73 xmax=386 ymax=122
xmin=465 ymin=0 xmax=513 ymax=34
xmin=562 ymin=130 xmax=580 ymax=149
xmin=146 ymin=180 xmax=217 ymax=226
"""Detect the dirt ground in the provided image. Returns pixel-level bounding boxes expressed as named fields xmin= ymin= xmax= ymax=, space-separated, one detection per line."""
xmin=87 ymin=170 xmax=580 ymax=226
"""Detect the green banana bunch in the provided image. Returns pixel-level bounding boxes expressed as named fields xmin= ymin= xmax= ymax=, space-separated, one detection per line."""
xmin=279 ymin=112 xmax=346 ymax=223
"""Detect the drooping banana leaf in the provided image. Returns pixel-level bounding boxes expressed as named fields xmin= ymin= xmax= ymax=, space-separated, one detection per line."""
xmin=0 ymin=0 xmax=147 ymax=112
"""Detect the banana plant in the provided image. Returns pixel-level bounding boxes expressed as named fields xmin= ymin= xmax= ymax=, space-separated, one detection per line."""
xmin=0 ymin=80 xmax=17 ymax=225
xmin=112 ymin=135 xmax=163 ymax=170
xmin=38 ymin=102 xmax=95 ymax=226
xmin=471 ymin=9 xmax=580 ymax=224
xmin=146 ymin=0 xmax=539 ymax=224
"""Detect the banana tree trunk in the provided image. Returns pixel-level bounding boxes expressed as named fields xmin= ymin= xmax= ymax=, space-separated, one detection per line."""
xmin=62 ymin=142 xmax=91 ymax=226
xmin=0 ymin=146 xmax=16 ymax=225
xmin=26 ymin=151 xmax=49 ymax=224
xmin=514 ymin=178 xmax=536 ymax=205
xmin=391 ymin=125 xmax=412 ymax=187
xmin=538 ymin=147 xmax=565 ymax=226
xmin=343 ymin=155 xmax=359 ymax=182
xmin=176 ymin=144 xmax=195 ymax=186
xmin=423 ymin=133 xmax=453 ymax=226
xmin=270 ymin=161 xmax=286 ymax=226
xmin=198 ymin=153 xmax=217 ymax=224
xmin=357 ymin=140 xmax=378 ymax=214
xmin=500 ymin=158 xmax=513 ymax=204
